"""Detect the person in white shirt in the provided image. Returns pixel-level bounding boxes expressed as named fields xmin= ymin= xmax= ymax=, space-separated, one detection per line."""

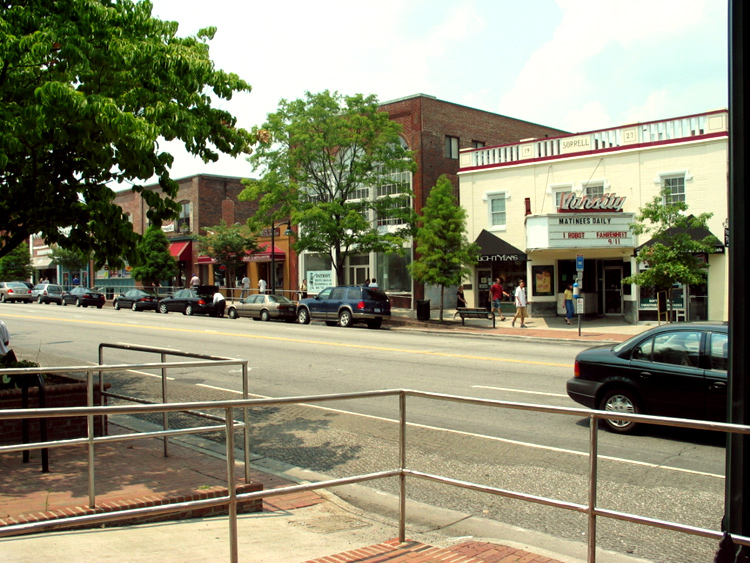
xmin=241 ymin=275 xmax=250 ymax=298
xmin=511 ymin=280 xmax=528 ymax=328
xmin=212 ymin=289 xmax=226 ymax=317
xmin=0 ymin=320 xmax=10 ymax=356
xmin=258 ymin=278 xmax=267 ymax=294
xmin=369 ymin=278 xmax=378 ymax=288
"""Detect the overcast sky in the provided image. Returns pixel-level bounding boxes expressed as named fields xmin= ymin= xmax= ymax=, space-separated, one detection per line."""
xmin=147 ymin=0 xmax=729 ymax=181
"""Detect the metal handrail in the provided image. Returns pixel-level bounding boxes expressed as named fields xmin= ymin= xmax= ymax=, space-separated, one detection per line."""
xmin=1 ymin=386 xmax=749 ymax=563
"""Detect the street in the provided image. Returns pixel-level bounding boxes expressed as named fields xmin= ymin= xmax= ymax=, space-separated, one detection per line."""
xmin=3 ymin=303 xmax=727 ymax=563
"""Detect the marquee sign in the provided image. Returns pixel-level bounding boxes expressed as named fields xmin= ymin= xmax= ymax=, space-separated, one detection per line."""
xmin=558 ymin=192 xmax=626 ymax=213
xmin=548 ymin=213 xmax=634 ymax=248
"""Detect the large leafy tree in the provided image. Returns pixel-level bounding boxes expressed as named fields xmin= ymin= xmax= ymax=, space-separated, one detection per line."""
xmin=129 ymin=226 xmax=176 ymax=289
xmin=49 ymin=246 xmax=90 ymax=278
xmin=409 ymin=175 xmax=478 ymax=322
xmin=241 ymin=90 xmax=417 ymax=285
xmin=624 ymin=186 xmax=720 ymax=310
xmin=195 ymin=221 xmax=259 ymax=291
xmin=0 ymin=242 xmax=33 ymax=281
xmin=0 ymin=0 xmax=256 ymax=266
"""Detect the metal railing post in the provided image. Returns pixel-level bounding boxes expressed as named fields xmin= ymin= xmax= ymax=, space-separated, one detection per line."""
xmin=225 ymin=407 xmax=238 ymax=563
xmin=399 ymin=392 xmax=406 ymax=543
xmin=87 ymin=369 xmax=96 ymax=508
xmin=242 ymin=361 xmax=250 ymax=483
xmin=161 ymin=351 xmax=169 ymax=457
xmin=587 ymin=414 xmax=599 ymax=563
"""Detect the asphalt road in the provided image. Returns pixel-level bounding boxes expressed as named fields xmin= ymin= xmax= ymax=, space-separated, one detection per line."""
xmin=2 ymin=302 xmax=727 ymax=563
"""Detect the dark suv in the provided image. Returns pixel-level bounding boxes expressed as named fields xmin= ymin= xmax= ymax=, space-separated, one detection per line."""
xmin=296 ymin=286 xmax=390 ymax=329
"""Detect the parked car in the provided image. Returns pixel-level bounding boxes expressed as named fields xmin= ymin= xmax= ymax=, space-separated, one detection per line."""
xmin=296 ymin=285 xmax=390 ymax=329
xmin=566 ymin=322 xmax=728 ymax=434
xmin=31 ymin=283 xmax=64 ymax=305
xmin=114 ymin=289 xmax=159 ymax=312
xmin=227 ymin=294 xmax=297 ymax=322
xmin=0 ymin=282 xmax=33 ymax=303
xmin=157 ymin=285 xmax=220 ymax=316
xmin=62 ymin=286 xmax=106 ymax=308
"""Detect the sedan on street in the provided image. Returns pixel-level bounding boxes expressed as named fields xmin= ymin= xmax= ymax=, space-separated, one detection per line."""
xmin=62 ymin=287 xmax=106 ymax=308
xmin=567 ymin=322 xmax=728 ymax=434
xmin=157 ymin=285 xmax=220 ymax=316
xmin=0 ymin=282 xmax=33 ymax=303
xmin=226 ymin=294 xmax=297 ymax=322
xmin=31 ymin=283 xmax=64 ymax=305
xmin=113 ymin=289 xmax=160 ymax=311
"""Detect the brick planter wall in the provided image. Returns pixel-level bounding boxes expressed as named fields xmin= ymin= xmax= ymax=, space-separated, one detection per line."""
xmin=0 ymin=376 xmax=109 ymax=445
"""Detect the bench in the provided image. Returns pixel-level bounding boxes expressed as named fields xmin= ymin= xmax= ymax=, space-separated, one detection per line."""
xmin=456 ymin=307 xmax=495 ymax=328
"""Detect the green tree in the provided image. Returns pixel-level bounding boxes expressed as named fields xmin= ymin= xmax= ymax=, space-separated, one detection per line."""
xmin=624 ymin=186 xmax=719 ymax=313
xmin=129 ymin=226 xmax=177 ymax=290
xmin=0 ymin=242 xmax=33 ymax=281
xmin=195 ymin=221 xmax=259 ymax=292
xmin=241 ymin=90 xmax=417 ymax=285
xmin=49 ymin=246 xmax=90 ymax=280
xmin=0 ymin=0 xmax=257 ymax=267
xmin=409 ymin=175 xmax=478 ymax=322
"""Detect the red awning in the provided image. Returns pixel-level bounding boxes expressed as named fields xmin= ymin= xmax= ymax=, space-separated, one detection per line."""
xmin=244 ymin=243 xmax=286 ymax=263
xmin=169 ymin=241 xmax=192 ymax=261
xmin=197 ymin=255 xmax=217 ymax=264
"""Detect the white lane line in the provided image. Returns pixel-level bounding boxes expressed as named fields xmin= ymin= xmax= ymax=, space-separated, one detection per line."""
xmin=473 ymin=385 xmax=568 ymax=398
xmin=196 ymin=383 xmax=723 ymax=479
xmin=128 ymin=369 xmax=175 ymax=380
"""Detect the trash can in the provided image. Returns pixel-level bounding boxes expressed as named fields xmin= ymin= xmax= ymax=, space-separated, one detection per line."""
xmin=416 ymin=299 xmax=430 ymax=321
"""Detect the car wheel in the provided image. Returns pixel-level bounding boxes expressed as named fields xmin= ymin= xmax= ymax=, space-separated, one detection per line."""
xmin=132 ymin=302 xmax=138 ymax=311
xmin=185 ymin=304 xmax=194 ymax=316
xmin=114 ymin=300 xmax=120 ymax=310
xmin=159 ymin=303 xmax=168 ymax=314
xmin=37 ymin=296 xmax=43 ymax=304
xmin=62 ymin=298 xmax=68 ymax=306
xmin=76 ymin=298 xmax=82 ymax=307
xmin=0 ymin=294 xmax=6 ymax=303
xmin=261 ymin=309 xmax=271 ymax=322
xmin=228 ymin=308 xmax=238 ymax=319
xmin=339 ymin=309 xmax=353 ymax=327
xmin=297 ymin=307 xmax=310 ymax=325
xmin=367 ymin=318 xmax=382 ymax=329
xmin=599 ymin=388 xmax=641 ymax=434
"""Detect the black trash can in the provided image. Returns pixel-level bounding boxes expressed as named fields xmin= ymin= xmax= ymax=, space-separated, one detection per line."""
xmin=416 ymin=299 xmax=430 ymax=321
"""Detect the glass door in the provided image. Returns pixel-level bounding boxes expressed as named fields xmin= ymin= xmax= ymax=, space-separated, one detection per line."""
xmin=603 ymin=266 xmax=623 ymax=315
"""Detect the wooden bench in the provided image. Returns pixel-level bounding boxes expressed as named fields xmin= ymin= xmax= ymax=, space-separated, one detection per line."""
xmin=456 ymin=307 xmax=495 ymax=328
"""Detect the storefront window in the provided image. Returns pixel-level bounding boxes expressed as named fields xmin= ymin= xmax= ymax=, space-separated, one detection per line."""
xmin=376 ymin=252 xmax=411 ymax=292
xmin=303 ymin=253 xmax=334 ymax=293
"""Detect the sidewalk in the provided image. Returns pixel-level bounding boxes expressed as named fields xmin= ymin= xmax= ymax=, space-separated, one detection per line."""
xmin=0 ymin=315 xmax=654 ymax=563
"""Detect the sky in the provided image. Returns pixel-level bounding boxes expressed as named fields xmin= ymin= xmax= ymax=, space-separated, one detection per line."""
xmin=147 ymin=0 xmax=729 ymax=181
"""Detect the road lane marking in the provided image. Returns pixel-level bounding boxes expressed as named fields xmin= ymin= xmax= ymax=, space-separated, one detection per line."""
xmin=194 ymin=383 xmax=723 ymax=480
xmin=473 ymin=385 xmax=568 ymax=398
xmin=5 ymin=312 xmax=572 ymax=368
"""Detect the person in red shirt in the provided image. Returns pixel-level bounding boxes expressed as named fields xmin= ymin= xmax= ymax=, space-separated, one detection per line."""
xmin=488 ymin=278 xmax=510 ymax=321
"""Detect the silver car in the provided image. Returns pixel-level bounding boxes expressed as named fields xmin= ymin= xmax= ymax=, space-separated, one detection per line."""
xmin=0 ymin=282 xmax=33 ymax=303
xmin=226 ymin=294 xmax=297 ymax=322
xmin=31 ymin=283 xmax=64 ymax=305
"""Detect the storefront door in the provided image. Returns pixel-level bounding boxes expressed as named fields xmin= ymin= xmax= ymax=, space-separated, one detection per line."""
xmin=348 ymin=265 xmax=369 ymax=286
xmin=603 ymin=266 xmax=623 ymax=315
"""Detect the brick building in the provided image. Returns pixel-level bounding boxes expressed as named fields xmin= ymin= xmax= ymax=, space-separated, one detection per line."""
xmin=297 ymin=94 xmax=567 ymax=307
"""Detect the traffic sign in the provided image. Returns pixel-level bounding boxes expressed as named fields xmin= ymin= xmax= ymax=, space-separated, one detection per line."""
xmin=576 ymin=254 xmax=584 ymax=271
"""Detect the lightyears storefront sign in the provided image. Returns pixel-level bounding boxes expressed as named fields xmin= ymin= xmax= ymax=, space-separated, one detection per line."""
xmin=477 ymin=254 xmax=522 ymax=262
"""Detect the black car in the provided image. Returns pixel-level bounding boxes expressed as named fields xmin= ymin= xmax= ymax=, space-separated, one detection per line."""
xmin=62 ymin=286 xmax=106 ymax=308
xmin=114 ymin=289 xmax=160 ymax=312
xmin=157 ymin=285 xmax=220 ymax=316
xmin=296 ymin=285 xmax=390 ymax=329
xmin=567 ymin=322 xmax=728 ymax=434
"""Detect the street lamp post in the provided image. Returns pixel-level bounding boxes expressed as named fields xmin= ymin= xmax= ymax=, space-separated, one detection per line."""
xmin=270 ymin=220 xmax=293 ymax=295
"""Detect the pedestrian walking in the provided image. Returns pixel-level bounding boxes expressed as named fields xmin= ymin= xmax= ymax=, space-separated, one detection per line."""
xmin=258 ymin=277 xmax=267 ymax=294
xmin=564 ymin=283 xmax=574 ymax=325
xmin=190 ymin=273 xmax=200 ymax=289
xmin=511 ymin=280 xmax=528 ymax=328
xmin=299 ymin=279 xmax=308 ymax=299
xmin=488 ymin=277 xmax=510 ymax=321
xmin=240 ymin=275 xmax=250 ymax=298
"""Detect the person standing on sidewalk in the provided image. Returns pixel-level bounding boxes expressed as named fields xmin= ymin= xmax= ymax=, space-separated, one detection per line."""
xmin=212 ymin=288 xmax=226 ymax=317
xmin=511 ymin=280 xmax=527 ymax=328
xmin=489 ymin=278 xmax=509 ymax=321
xmin=564 ymin=283 xmax=574 ymax=325
xmin=240 ymin=275 xmax=250 ymax=298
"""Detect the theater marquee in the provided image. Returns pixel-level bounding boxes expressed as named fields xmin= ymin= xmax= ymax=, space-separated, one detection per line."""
xmin=526 ymin=213 xmax=635 ymax=250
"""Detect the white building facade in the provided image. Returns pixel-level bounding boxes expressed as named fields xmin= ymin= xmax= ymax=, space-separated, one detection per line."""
xmin=458 ymin=110 xmax=729 ymax=324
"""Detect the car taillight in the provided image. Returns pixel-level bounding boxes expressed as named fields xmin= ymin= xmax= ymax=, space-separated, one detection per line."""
xmin=357 ymin=300 xmax=366 ymax=310
xmin=574 ymin=361 xmax=580 ymax=378
xmin=198 ymin=299 xmax=206 ymax=305
xmin=8 ymin=289 xmax=14 ymax=294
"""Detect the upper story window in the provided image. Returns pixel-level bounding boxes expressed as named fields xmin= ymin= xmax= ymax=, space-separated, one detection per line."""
xmin=471 ymin=140 xmax=485 ymax=149
xmin=484 ymin=191 xmax=507 ymax=228
xmin=177 ymin=201 xmax=192 ymax=233
xmin=584 ymin=184 xmax=605 ymax=198
xmin=663 ymin=175 xmax=686 ymax=205
xmin=550 ymin=183 xmax=574 ymax=209
xmin=445 ymin=135 xmax=459 ymax=159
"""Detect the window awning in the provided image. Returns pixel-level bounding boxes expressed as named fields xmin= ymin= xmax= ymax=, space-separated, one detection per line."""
xmin=245 ymin=243 xmax=286 ymax=263
xmin=169 ymin=241 xmax=192 ymax=261
xmin=474 ymin=230 xmax=527 ymax=261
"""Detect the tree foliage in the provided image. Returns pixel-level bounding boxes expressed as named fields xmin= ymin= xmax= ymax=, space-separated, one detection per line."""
xmin=0 ymin=0 xmax=256 ymax=266
xmin=241 ymin=90 xmax=417 ymax=285
xmin=129 ymin=226 xmax=176 ymax=288
xmin=623 ymin=187 xmax=719 ymax=293
xmin=194 ymin=221 xmax=259 ymax=289
xmin=49 ymin=245 xmax=90 ymax=274
xmin=409 ymin=175 xmax=478 ymax=321
xmin=0 ymin=242 xmax=33 ymax=281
